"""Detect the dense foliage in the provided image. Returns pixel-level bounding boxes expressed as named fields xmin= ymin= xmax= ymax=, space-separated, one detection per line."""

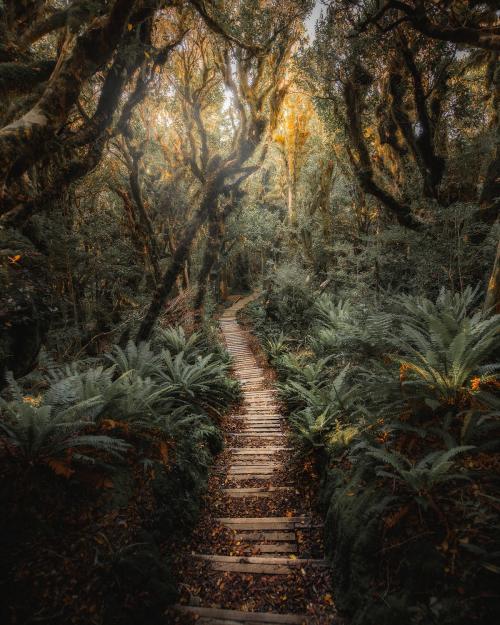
xmin=248 ymin=281 xmax=499 ymax=625
xmin=0 ymin=325 xmax=238 ymax=624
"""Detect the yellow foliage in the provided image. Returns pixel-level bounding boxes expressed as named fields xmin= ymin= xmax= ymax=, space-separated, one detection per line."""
xmin=159 ymin=441 xmax=169 ymax=465
xmin=47 ymin=458 xmax=74 ymax=479
xmin=470 ymin=377 xmax=481 ymax=391
xmin=23 ymin=395 xmax=42 ymax=406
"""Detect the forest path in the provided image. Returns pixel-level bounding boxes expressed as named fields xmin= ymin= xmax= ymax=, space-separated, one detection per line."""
xmin=174 ymin=294 xmax=337 ymax=624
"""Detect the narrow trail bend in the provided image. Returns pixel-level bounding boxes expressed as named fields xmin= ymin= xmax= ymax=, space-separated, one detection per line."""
xmin=175 ymin=294 xmax=337 ymax=624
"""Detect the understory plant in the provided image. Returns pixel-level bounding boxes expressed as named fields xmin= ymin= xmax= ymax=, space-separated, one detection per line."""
xmin=0 ymin=325 xmax=237 ymax=623
xmin=252 ymin=285 xmax=500 ymax=625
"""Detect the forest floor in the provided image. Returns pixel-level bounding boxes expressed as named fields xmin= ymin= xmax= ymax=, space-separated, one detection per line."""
xmin=168 ymin=294 xmax=339 ymax=624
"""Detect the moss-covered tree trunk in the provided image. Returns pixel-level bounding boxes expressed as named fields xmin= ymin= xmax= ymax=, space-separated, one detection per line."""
xmin=136 ymin=173 xmax=224 ymax=341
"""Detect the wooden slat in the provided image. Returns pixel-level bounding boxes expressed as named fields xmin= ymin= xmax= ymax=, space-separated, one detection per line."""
xmin=210 ymin=562 xmax=294 ymax=574
xmin=233 ymin=531 xmax=295 ymax=542
xmin=194 ymin=554 xmax=327 ymax=566
xmin=228 ymin=467 xmax=278 ymax=474
xmin=250 ymin=544 xmax=297 ymax=553
xmin=227 ymin=475 xmax=275 ymax=481
xmin=228 ymin=447 xmax=291 ymax=452
xmin=218 ymin=516 xmax=307 ymax=524
xmin=218 ymin=517 xmax=317 ymax=529
xmin=244 ymin=427 xmax=282 ymax=430
xmin=229 ymin=433 xmax=285 ymax=438
xmin=229 ymin=464 xmax=280 ymax=470
xmin=224 ymin=487 xmax=291 ymax=496
xmin=222 ymin=521 xmax=297 ymax=530
xmin=229 ymin=458 xmax=283 ymax=462
xmin=176 ymin=606 xmax=309 ymax=624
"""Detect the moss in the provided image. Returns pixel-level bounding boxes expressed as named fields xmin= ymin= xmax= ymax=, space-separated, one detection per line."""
xmin=0 ymin=60 xmax=55 ymax=95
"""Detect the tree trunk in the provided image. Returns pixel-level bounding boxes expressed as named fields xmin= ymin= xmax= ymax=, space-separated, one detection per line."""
xmin=127 ymin=146 xmax=162 ymax=283
xmin=136 ymin=175 xmax=223 ymax=341
xmin=0 ymin=0 xmax=136 ymax=186
xmin=343 ymin=70 xmax=422 ymax=230
xmin=483 ymin=238 xmax=500 ymax=315
xmin=194 ymin=205 xmax=223 ymax=323
xmin=287 ymin=173 xmax=297 ymax=227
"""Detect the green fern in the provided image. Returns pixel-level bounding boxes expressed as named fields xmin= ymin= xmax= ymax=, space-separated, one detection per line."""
xmin=106 ymin=340 xmax=160 ymax=378
xmin=0 ymin=399 xmax=130 ymax=469
xmin=154 ymin=326 xmax=205 ymax=362
xmin=366 ymin=445 xmax=474 ymax=495
xmin=152 ymin=352 xmax=238 ymax=416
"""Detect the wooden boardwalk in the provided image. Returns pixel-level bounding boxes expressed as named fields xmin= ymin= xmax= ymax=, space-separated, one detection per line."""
xmin=176 ymin=294 xmax=336 ymax=624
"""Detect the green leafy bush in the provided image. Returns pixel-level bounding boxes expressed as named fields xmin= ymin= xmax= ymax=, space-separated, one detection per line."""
xmin=0 ymin=398 xmax=130 ymax=472
xmin=1 ymin=324 xmax=237 ymax=624
xmin=256 ymin=287 xmax=500 ymax=625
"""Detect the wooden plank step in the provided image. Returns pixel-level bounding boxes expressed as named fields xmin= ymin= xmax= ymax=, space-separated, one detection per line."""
xmin=234 ymin=531 xmax=296 ymax=542
xmin=223 ymin=488 xmax=292 ymax=498
xmin=241 ymin=410 xmax=285 ymax=423
xmin=223 ymin=487 xmax=292 ymax=495
xmin=241 ymin=412 xmax=281 ymax=415
xmin=229 ymin=464 xmax=281 ymax=470
xmin=250 ymin=543 xmax=297 ymax=553
xmin=233 ymin=419 xmax=282 ymax=423
xmin=230 ymin=457 xmax=281 ymax=462
xmin=237 ymin=372 xmax=265 ymax=376
xmin=242 ymin=420 xmax=281 ymax=423
xmin=229 ymin=432 xmax=284 ymax=435
xmin=229 ymin=447 xmax=284 ymax=452
xmin=243 ymin=407 xmax=279 ymax=411
xmin=244 ymin=425 xmax=282 ymax=429
xmin=218 ymin=516 xmax=308 ymax=524
xmin=231 ymin=412 xmax=284 ymax=420
xmin=243 ymin=415 xmax=280 ymax=419
xmin=228 ymin=467 xmax=281 ymax=471
xmin=221 ymin=468 xmax=279 ymax=475
xmin=194 ymin=554 xmax=326 ymax=565
xmin=228 ymin=467 xmax=278 ymax=474
xmin=228 ymin=447 xmax=291 ymax=452
xmin=229 ymin=454 xmax=282 ymax=458
xmin=228 ymin=456 xmax=285 ymax=460
xmin=243 ymin=433 xmax=281 ymax=437
xmin=220 ymin=521 xmax=307 ymax=531
xmin=197 ymin=619 xmax=298 ymax=625
xmin=194 ymin=554 xmax=328 ymax=574
xmin=227 ymin=475 xmax=275 ymax=481
xmin=225 ymin=492 xmax=272 ymax=499
xmin=176 ymin=606 xmax=309 ymax=624
xmin=217 ymin=518 xmax=312 ymax=529
xmin=229 ymin=433 xmax=285 ymax=438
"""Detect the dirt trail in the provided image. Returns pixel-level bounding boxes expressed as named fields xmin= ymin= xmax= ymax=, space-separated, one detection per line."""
xmin=174 ymin=294 xmax=337 ymax=624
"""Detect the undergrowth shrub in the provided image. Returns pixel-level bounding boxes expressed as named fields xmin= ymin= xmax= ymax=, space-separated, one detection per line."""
xmin=252 ymin=286 xmax=500 ymax=625
xmin=261 ymin=261 xmax=316 ymax=341
xmin=0 ymin=324 xmax=237 ymax=624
